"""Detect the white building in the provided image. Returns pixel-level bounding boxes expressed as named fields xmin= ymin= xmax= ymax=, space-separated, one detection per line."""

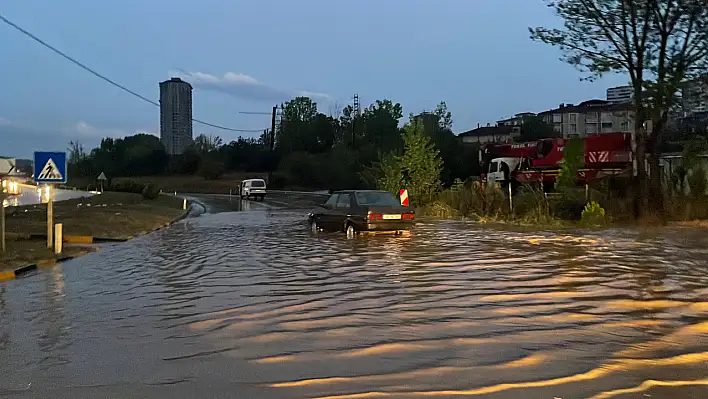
xmin=683 ymin=76 xmax=708 ymax=115
xmin=606 ymin=85 xmax=633 ymax=103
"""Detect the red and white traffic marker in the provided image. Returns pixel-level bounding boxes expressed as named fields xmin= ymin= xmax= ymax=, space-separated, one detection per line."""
xmin=399 ymin=189 xmax=409 ymax=206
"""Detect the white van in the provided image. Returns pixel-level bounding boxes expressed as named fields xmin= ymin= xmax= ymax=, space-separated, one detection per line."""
xmin=240 ymin=178 xmax=267 ymax=201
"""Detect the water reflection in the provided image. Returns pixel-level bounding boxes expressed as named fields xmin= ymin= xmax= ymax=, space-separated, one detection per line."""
xmin=38 ymin=266 xmax=69 ymax=368
xmin=0 ymin=205 xmax=706 ymax=398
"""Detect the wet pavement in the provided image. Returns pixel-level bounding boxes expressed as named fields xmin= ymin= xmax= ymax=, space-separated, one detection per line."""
xmin=3 ymin=184 xmax=92 ymax=208
xmin=0 ymin=193 xmax=707 ymax=398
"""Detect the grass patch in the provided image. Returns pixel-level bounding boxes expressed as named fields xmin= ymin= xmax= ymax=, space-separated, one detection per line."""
xmin=0 ymin=192 xmax=185 ymax=272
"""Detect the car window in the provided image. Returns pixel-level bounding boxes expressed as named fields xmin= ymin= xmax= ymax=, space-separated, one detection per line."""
xmin=251 ymin=180 xmax=266 ymax=188
xmin=489 ymin=161 xmax=498 ymax=173
xmin=324 ymin=194 xmax=339 ymax=207
xmin=336 ymin=194 xmax=351 ymax=208
xmin=354 ymin=191 xmax=400 ymax=206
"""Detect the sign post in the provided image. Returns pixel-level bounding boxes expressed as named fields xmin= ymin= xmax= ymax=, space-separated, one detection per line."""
xmin=97 ymin=172 xmax=107 ymax=193
xmin=0 ymin=192 xmax=7 ymax=253
xmin=0 ymin=160 xmax=18 ymax=253
xmin=47 ymin=185 xmax=53 ymax=248
xmin=34 ymin=152 xmax=67 ymax=250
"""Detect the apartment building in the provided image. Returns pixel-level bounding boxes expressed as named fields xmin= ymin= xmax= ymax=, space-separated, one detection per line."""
xmin=457 ymin=125 xmax=519 ymax=145
xmin=496 ymin=112 xmax=536 ymax=127
xmin=683 ymin=76 xmax=708 ymax=116
xmin=159 ymin=77 xmax=193 ymax=155
xmin=607 ymin=85 xmax=633 ymax=103
xmin=538 ymin=99 xmax=635 ymax=138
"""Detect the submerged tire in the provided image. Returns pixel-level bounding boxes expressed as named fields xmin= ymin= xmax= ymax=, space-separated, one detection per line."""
xmin=346 ymin=224 xmax=356 ymax=239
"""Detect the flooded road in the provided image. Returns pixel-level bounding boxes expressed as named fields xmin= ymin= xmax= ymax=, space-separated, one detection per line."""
xmin=3 ymin=184 xmax=92 ymax=208
xmin=0 ymin=194 xmax=707 ymax=398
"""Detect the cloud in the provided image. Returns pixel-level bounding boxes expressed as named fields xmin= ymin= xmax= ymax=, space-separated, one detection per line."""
xmin=0 ymin=117 xmax=156 ymax=158
xmin=66 ymin=121 xmax=132 ymax=137
xmin=170 ymin=70 xmax=330 ymax=103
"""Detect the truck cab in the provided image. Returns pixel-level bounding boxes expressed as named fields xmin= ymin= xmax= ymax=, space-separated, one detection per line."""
xmin=486 ymin=157 xmax=522 ymax=184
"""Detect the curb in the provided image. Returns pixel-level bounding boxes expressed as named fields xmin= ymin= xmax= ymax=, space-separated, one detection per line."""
xmin=0 ymin=247 xmax=97 ymax=282
xmin=18 ymin=205 xmax=197 ymax=245
xmin=0 ymin=202 xmax=201 ymax=283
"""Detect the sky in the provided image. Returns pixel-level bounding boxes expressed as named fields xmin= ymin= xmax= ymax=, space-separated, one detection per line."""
xmin=0 ymin=0 xmax=631 ymax=159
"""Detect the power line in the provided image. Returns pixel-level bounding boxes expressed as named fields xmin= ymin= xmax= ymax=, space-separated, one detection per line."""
xmin=0 ymin=13 xmax=264 ymax=133
xmin=238 ymin=111 xmax=272 ymax=115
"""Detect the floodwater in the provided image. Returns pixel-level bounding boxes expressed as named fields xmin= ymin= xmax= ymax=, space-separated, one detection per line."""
xmin=3 ymin=184 xmax=92 ymax=208
xmin=0 ymin=194 xmax=707 ymax=398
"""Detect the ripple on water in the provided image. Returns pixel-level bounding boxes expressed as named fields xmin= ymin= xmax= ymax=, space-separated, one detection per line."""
xmin=0 ymin=209 xmax=707 ymax=398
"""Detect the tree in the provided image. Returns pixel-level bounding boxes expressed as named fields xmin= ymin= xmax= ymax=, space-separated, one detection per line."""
xmin=277 ymin=97 xmax=321 ymax=153
xmin=555 ymin=136 xmax=585 ymax=191
xmin=198 ymin=156 xmax=226 ymax=180
xmin=361 ymin=99 xmax=404 ymax=152
xmin=68 ymin=140 xmax=87 ymax=164
xmin=84 ymin=134 xmax=168 ymax=177
xmin=193 ymin=134 xmax=223 ymax=154
xmin=412 ymin=102 xmax=477 ymax=186
xmin=399 ymin=115 xmax=444 ymax=205
xmin=374 ymin=152 xmax=405 ymax=195
xmin=530 ymin=0 xmax=708 ymax=222
xmin=433 ymin=101 xmax=453 ymax=131
xmin=520 ymin=115 xmax=559 ymax=141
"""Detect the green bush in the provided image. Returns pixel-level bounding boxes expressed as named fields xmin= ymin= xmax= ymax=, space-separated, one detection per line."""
xmin=141 ymin=183 xmax=160 ymax=200
xmin=513 ymin=185 xmax=552 ymax=223
xmin=581 ymin=201 xmax=606 ymax=226
xmin=109 ymin=179 xmax=145 ymax=194
xmin=199 ymin=157 xmax=226 ymax=180
xmin=435 ymin=180 xmax=508 ymax=219
xmin=268 ymin=173 xmax=287 ymax=189
xmin=546 ymin=189 xmax=587 ymax=220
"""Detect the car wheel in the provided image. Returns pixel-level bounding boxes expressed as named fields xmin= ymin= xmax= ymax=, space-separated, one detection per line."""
xmin=310 ymin=220 xmax=319 ymax=234
xmin=345 ymin=224 xmax=356 ymax=239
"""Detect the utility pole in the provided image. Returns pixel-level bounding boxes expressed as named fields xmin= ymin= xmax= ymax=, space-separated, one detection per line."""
xmin=271 ymin=105 xmax=277 ymax=151
xmin=267 ymin=105 xmax=277 ymax=183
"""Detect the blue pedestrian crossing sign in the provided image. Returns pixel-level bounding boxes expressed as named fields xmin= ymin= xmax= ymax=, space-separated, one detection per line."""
xmin=34 ymin=151 xmax=68 ymax=184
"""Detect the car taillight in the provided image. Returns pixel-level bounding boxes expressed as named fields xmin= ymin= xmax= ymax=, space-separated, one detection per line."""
xmin=367 ymin=212 xmax=383 ymax=221
xmin=402 ymin=213 xmax=415 ymax=220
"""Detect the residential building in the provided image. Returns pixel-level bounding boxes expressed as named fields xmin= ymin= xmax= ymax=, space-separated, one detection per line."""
xmin=607 ymin=85 xmax=633 ymax=103
xmin=496 ymin=112 xmax=536 ymax=127
xmin=159 ymin=77 xmax=193 ymax=155
xmin=538 ymin=99 xmax=636 ymax=138
xmin=457 ymin=125 xmax=519 ymax=145
xmin=682 ymin=75 xmax=708 ymax=116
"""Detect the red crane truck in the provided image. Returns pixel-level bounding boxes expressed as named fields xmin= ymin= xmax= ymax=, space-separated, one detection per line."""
xmin=479 ymin=132 xmax=633 ymax=191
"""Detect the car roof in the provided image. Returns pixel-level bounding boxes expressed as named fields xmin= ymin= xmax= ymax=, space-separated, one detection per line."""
xmin=332 ymin=189 xmax=390 ymax=194
xmin=243 ymin=178 xmax=266 ymax=182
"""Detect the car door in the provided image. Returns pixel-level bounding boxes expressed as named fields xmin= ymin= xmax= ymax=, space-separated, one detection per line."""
xmin=316 ymin=194 xmax=339 ymax=231
xmin=332 ymin=193 xmax=353 ymax=232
